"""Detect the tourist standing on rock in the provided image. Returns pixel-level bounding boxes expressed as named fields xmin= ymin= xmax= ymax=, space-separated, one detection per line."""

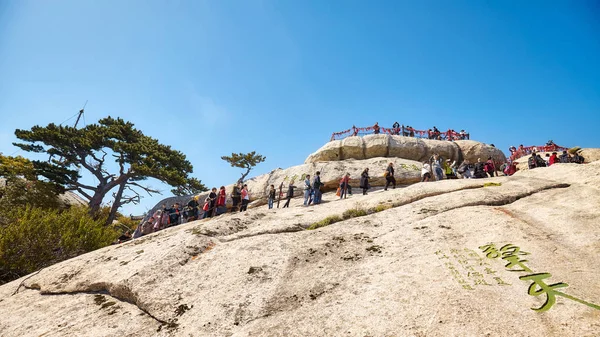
xmin=164 ymin=203 xmax=182 ymax=226
xmin=559 ymin=150 xmax=571 ymax=163
xmin=445 ymin=159 xmax=458 ymax=179
xmin=206 ymin=188 xmax=217 ymax=218
xmin=431 ymin=154 xmax=444 ymax=181
xmin=528 ymin=152 xmax=538 ymax=169
xmin=303 ymin=174 xmax=312 ymax=206
xmin=352 ymin=125 xmax=359 ymax=136
xmin=267 ymin=184 xmax=276 ymax=209
xmin=186 ymin=195 xmax=200 ymax=221
xmin=392 ymin=122 xmax=400 ymax=135
xmin=360 ymin=168 xmax=370 ymax=195
xmin=484 ymin=157 xmax=497 ymax=177
xmin=313 ymin=171 xmax=324 ymax=204
xmin=384 ymin=163 xmax=396 ymax=190
xmin=457 ymin=160 xmax=473 ymax=179
xmin=216 ymin=186 xmax=226 ymax=215
xmin=549 ymin=152 xmax=558 ymax=166
xmin=201 ymin=198 xmax=210 ymax=219
xmin=421 ymin=162 xmax=432 ymax=182
xmin=283 ymin=182 xmax=296 ymax=208
xmin=474 ymin=158 xmax=487 ymax=178
xmin=373 ymin=122 xmax=380 ymax=134
xmin=230 ymin=183 xmax=242 ymax=212
xmin=240 ymin=184 xmax=250 ymax=212
xmin=340 ymin=173 xmax=351 ymax=199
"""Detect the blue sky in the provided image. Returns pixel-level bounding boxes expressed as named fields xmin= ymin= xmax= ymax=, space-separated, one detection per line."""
xmin=1 ymin=0 xmax=599 ymax=215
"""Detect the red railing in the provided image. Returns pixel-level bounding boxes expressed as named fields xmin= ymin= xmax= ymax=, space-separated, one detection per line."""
xmin=509 ymin=144 xmax=569 ymax=162
xmin=330 ymin=125 xmax=470 ymax=142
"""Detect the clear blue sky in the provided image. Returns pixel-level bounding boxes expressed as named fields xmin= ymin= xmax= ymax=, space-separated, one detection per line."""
xmin=1 ymin=0 xmax=599 ymax=215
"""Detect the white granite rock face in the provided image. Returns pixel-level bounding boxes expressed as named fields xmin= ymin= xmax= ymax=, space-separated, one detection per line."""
xmin=1 ymin=162 xmax=600 ymax=337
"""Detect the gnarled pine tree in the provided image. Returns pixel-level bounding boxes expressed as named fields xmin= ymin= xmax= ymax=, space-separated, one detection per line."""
xmin=221 ymin=151 xmax=266 ymax=183
xmin=14 ymin=116 xmax=206 ymax=224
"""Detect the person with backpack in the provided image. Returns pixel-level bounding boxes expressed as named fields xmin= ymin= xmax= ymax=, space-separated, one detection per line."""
xmin=303 ymin=174 xmax=312 ymax=206
xmin=164 ymin=203 xmax=182 ymax=226
xmin=201 ymin=198 xmax=211 ymax=219
xmin=312 ymin=171 xmax=324 ymax=204
xmin=283 ymin=182 xmax=296 ymax=208
xmin=535 ymin=154 xmax=547 ymax=167
xmin=528 ymin=152 xmax=538 ymax=169
xmin=240 ymin=184 xmax=250 ymax=212
xmin=230 ymin=183 xmax=242 ymax=212
xmin=267 ymin=184 xmax=276 ymax=209
xmin=384 ymin=163 xmax=396 ymax=190
xmin=360 ymin=168 xmax=370 ymax=195
xmin=484 ymin=157 xmax=497 ymax=177
xmin=186 ymin=196 xmax=200 ymax=221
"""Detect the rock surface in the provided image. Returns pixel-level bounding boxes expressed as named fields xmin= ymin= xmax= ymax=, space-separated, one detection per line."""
xmin=1 ymin=162 xmax=600 ymax=336
xmin=305 ymin=135 xmax=506 ymax=166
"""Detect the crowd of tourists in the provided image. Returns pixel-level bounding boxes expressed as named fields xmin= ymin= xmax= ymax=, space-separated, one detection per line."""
xmin=132 ymin=142 xmax=586 ymax=239
xmin=331 ymin=123 xmax=470 ymax=141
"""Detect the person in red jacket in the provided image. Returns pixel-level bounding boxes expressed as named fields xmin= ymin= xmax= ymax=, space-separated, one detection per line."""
xmin=548 ymin=152 xmax=558 ymax=166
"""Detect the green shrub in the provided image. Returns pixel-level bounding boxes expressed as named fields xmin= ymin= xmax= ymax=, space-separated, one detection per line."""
xmin=369 ymin=204 xmax=392 ymax=213
xmin=307 ymin=215 xmax=342 ymax=230
xmin=0 ymin=205 xmax=119 ymax=284
xmin=483 ymin=182 xmax=502 ymax=187
xmin=342 ymin=207 xmax=368 ymax=219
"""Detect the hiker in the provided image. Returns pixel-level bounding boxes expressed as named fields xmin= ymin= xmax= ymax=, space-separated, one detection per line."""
xmin=352 ymin=125 xmax=359 ymax=137
xmin=283 ymin=182 xmax=296 ymax=208
xmin=431 ymin=154 xmax=444 ymax=181
xmin=339 ymin=173 xmax=352 ymax=199
xmin=432 ymin=126 xmax=440 ymax=139
xmin=559 ymin=150 xmax=571 ymax=163
xmin=572 ymin=151 xmax=585 ymax=164
xmin=392 ymin=121 xmax=400 ymax=135
xmin=457 ymin=159 xmax=473 ymax=179
xmin=140 ymin=216 xmax=155 ymax=236
xmin=548 ymin=152 xmax=558 ymax=166
xmin=201 ymin=198 xmax=211 ymax=219
xmin=151 ymin=209 xmax=163 ymax=231
xmin=384 ymin=162 xmax=396 ymax=190
xmin=445 ymin=159 xmax=458 ymax=179
xmin=303 ymin=174 xmax=312 ymax=206
xmin=164 ymin=203 xmax=182 ymax=226
xmin=240 ymin=184 xmax=250 ymax=212
xmin=505 ymin=161 xmax=518 ymax=176
xmin=528 ymin=152 xmax=538 ymax=169
xmin=360 ymin=168 xmax=370 ymax=195
xmin=421 ymin=162 xmax=432 ymax=182
xmin=267 ymin=184 xmax=276 ymax=209
xmin=536 ymin=154 xmax=547 ymax=167
xmin=313 ymin=171 xmax=324 ymax=204
xmin=206 ymin=188 xmax=217 ymax=218
xmin=484 ymin=157 xmax=497 ymax=177
xmin=216 ymin=186 xmax=227 ymax=215
xmin=186 ymin=195 xmax=200 ymax=221
xmin=373 ymin=122 xmax=380 ymax=134
xmin=230 ymin=183 xmax=242 ymax=212
xmin=459 ymin=130 xmax=467 ymax=140
xmin=473 ymin=158 xmax=487 ymax=178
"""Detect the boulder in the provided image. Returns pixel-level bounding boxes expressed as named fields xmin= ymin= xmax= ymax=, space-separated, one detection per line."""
xmin=306 ymin=135 xmax=501 ymax=165
xmin=579 ymin=148 xmax=600 ymax=163
xmin=340 ymin=136 xmax=365 ymax=160
xmin=2 ymin=162 xmax=599 ymax=336
xmin=454 ymin=140 xmax=506 ymax=166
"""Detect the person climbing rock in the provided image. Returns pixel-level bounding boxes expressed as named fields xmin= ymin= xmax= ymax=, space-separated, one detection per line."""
xmin=283 ymin=182 xmax=296 ymax=208
xmin=384 ymin=162 xmax=396 ymax=190
xmin=360 ymin=168 xmax=370 ymax=195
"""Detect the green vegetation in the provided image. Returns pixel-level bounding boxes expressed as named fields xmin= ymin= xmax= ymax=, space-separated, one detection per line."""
xmin=369 ymin=204 xmax=392 ymax=213
xmin=221 ymin=151 xmax=266 ymax=183
xmin=483 ymin=182 xmax=502 ymax=187
xmin=0 ymin=205 xmax=119 ymax=284
xmin=307 ymin=215 xmax=342 ymax=230
xmin=13 ymin=116 xmax=206 ymax=224
xmin=342 ymin=207 xmax=368 ymax=219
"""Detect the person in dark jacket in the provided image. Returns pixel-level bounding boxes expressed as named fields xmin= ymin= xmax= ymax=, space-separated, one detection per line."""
xmin=312 ymin=171 xmax=324 ymax=204
xmin=186 ymin=196 xmax=200 ymax=221
xmin=230 ymin=183 xmax=242 ymax=212
xmin=473 ymin=158 xmax=487 ymax=178
xmin=163 ymin=203 xmax=182 ymax=226
xmin=282 ymin=182 xmax=296 ymax=208
xmin=267 ymin=185 xmax=276 ymax=209
xmin=559 ymin=150 xmax=571 ymax=163
xmin=384 ymin=163 xmax=396 ymax=190
xmin=360 ymin=168 xmax=370 ymax=195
